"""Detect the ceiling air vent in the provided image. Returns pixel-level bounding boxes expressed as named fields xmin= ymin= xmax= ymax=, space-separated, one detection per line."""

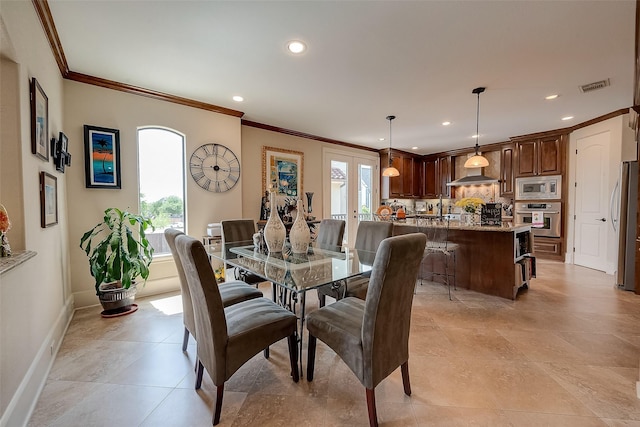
xmin=580 ymin=78 xmax=610 ymax=93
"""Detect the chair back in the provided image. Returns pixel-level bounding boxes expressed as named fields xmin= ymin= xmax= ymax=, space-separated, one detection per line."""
xmin=419 ymin=217 xmax=452 ymax=252
xmin=175 ymin=234 xmax=229 ymax=384
xmin=164 ymin=228 xmax=196 ymax=339
xmin=316 ymin=219 xmax=345 ymax=251
xmin=354 ymin=221 xmax=393 ymax=252
xmin=221 ymin=219 xmax=256 ymax=259
xmin=362 ymin=232 xmax=426 ymax=388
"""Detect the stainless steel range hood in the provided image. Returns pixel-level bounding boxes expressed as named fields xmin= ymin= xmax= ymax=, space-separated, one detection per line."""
xmin=446 ymin=173 xmax=498 ymax=186
xmin=446 ymin=157 xmax=498 ymax=186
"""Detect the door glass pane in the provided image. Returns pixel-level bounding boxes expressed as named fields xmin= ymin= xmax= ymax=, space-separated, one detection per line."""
xmin=358 ymin=164 xmax=373 ymax=222
xmin=330 ymin=160 xmax=348 ymax=242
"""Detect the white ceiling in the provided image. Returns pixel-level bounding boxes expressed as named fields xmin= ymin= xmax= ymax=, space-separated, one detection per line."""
xmin=48 ymin=0 xmax=635 ymax=154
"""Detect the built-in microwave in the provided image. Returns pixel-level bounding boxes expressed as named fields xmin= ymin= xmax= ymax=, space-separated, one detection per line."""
xmin=515 ymin=175 xmax=562 ymax=200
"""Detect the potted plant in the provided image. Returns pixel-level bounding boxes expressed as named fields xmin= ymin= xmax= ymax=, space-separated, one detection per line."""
xmin=80 ymin=207 xmax=154 ymax=315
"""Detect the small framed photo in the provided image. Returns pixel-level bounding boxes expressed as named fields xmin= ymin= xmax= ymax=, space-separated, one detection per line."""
xmin=30 ymin=78 xmax=49 ymax=161
xmin=40 ymin=171 xmax=58 ymax=228
xmin=84 ymin=125 xmax=121 ymax=189
xmin=53 ymin=132 xmax=69 ymax=173
xmin=262 ymin=146 xmax=303 ymax=197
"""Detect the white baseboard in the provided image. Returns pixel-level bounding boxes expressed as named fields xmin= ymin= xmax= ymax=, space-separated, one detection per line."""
xmin=0 ymin=295 xmax=74 ymax=427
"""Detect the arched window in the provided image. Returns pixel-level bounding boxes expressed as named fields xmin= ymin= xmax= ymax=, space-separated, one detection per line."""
xmin=137 ymin=127 xmax=185 ymax=256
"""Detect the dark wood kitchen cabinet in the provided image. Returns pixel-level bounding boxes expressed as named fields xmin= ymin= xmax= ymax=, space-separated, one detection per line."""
xmin=423 ymin=156 xmax=438 ymax=198
xmin=500 ymin=144 xmax=515 ymax=197
xmin=380 ymin=149 xmax=423 ymax=198
xmin=514 ymin=134 xmax=564 ymax=177
xmin=437 ymin=155 xmax=453 ymax=198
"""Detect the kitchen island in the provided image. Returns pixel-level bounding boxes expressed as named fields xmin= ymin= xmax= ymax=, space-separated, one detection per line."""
xmin=393 ymin=221 xmax=533 ymax=300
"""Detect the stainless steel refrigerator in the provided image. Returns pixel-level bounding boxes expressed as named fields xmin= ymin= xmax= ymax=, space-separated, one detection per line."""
xmin=614 ymin=161 xmax=638 ymax=290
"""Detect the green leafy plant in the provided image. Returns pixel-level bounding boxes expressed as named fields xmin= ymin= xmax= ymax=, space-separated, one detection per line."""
xmin=80 ymin=207 xmax=154 ymax=295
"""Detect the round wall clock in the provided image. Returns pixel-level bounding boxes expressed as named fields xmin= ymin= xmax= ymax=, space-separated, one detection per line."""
xmin=189 ymin=143 xmax=240 ymax=192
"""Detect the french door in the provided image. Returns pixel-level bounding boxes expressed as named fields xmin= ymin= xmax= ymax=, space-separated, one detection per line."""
xmin=322 ymin=148 xmax=379 ymax=248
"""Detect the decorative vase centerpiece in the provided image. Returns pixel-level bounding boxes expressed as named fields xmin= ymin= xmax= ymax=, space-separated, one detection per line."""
xmin=305 ymin=192 xmax=314 ymax=218
xmin=263 ymin=192 xmax=286 ymax=253
xmin=289 ymin=199 xmax=310 ymax=254
xmin=0 ymin=204 xmax=12 ymax=257
xmin=454 ymin=197 xmax=485 ymax=225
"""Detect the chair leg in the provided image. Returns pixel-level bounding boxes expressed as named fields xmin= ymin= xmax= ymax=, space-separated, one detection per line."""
xmin=318 ymin=293 xmax=326 ymax=308
xmin=401 ymin=361 xmax=411 ymax=396
xmin=307 ymin=334 xmax=317 ymax=381
xmin=195 ymin=360 xmax=204 ymax=390
xmin=264 ymin=347 xmax=270 ymax=359
xmin=287 ymin=332 xmax=299 ymax=382
xmin=213 ymin=384 xmax=224 ymax=425
xmin=182 ymin=327 xmax=190 ymax=352
xmin=365 ymin=388 xmax=379 ymax=427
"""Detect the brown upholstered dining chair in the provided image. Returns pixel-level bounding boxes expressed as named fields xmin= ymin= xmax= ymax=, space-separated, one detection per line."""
xmin=315 ymin=218 xmax=345 ymax=251
xmin=317 ymin=220 xmax=393 ymax=306
xmin=220 ymin=219 xmax=265 ymax=286
xmin=175 ymin=234 xmax=299 ymax=426
xmin=164 ymin=229 xmax=262 ymax=351
xmin=306 ymin=233 xmax=426 ymax=427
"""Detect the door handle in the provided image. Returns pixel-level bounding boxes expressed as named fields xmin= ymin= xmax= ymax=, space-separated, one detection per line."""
xmin=598 ymin=218 xmax=607 ymax=222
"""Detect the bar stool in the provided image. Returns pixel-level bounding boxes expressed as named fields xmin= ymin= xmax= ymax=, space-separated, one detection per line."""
xmin=418 ymin=217 xmax=458 ymax=300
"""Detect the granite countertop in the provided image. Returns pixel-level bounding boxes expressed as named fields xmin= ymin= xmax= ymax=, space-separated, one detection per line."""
xmin=398 ymin=219 xmax=530 ymax=233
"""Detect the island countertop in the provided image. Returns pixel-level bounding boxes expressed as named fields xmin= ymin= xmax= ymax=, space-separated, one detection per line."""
xmin=398 ymin=219 xmax=530 ymax=233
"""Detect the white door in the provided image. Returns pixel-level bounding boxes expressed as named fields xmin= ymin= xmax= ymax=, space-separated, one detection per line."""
xmin=573 ymin=132 xmax=611 ymax=271
xmin=323 ymin=149 xmax=378 ymax=248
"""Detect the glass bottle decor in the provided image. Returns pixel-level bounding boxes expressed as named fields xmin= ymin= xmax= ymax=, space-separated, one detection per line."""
xmin=289 ymin=199 xmax=310 ymax=254
xmin=263 ymin=192 xmax=286 ymax=253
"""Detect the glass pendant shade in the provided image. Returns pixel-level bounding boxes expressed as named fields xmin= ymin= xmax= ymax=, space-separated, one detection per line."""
xmin=382 ymin=166 xmax=400 ymax=177
xmin=464 ymin=87 xmax=489 ymax=169
xmin=464 ymin=154 xmax=489 ymax=168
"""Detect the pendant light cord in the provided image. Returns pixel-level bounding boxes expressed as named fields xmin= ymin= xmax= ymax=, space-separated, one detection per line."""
xmin=475 ymin=91 xmax=480 ymax=155
xmin=387 ymin=115 xmax=395 ymax=167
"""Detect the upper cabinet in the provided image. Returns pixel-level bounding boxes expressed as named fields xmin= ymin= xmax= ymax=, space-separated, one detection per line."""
xmin=380 ymin=149 xmax=424 ymax=198
xmin=500 ymin=144 xmax=515 ymax=197
xmin=423 ymin=156 xmax=438 ymax=198
xmin=437 ymin=155 xmax=454 ymax=198
xmin=514 ymin=134 xmax=565 ymax=177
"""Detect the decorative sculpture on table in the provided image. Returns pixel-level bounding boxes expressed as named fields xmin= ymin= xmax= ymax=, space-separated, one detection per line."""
xmin=263 ymin=192 xmax=286 ymax=253
xmin=290 ymin=199 xmax=311 ymax=254
xmin=0 ymin=204 xmax=11 ymax=257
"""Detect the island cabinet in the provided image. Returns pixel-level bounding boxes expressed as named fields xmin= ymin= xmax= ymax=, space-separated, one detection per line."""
xmin=393 ymin=222 xmax=534 ymax=300
xmin=500 ymin=144 xmax=515 ymax=197
xmin=513 ymin=134 xmax=565 ymax=177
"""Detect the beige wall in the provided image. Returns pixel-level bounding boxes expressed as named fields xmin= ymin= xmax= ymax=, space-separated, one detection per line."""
xmin=240 ymin=125 xmax=377 ymax=222
xmin=0 ymin=3 xmax=72 ymax=426
xmin=64 ymin=81 xmax=243 ymax=308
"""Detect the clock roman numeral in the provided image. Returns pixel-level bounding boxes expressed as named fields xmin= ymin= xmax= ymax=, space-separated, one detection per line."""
xmin=191 ymin=170 xmax=205 ymax=182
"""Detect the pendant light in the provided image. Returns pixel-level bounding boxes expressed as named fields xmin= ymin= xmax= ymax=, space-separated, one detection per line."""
xmin=464 ymin=87 xmax=489 ymax=168
xmin=382 ymin=115 xmax=400 ymax=177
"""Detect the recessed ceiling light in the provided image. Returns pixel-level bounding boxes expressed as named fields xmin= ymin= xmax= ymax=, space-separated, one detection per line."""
xmin=287 ymin=40 xmax=306 ymax=54
xmin=378 ymin=138 xmax=385 ymax=141
xmin=232 ymin=95 xmax=244 ymax=102
xmin=412 ymin=146 xmax=418 ymax=150
xmin=442 ymin=121 xmax=451 ymax=126
xmin=545 ymin=94 xmax=559 ymax=100
xmin=471 ymin=134 xmax=480 ymax=138
xmin=561 ymin=116 xmax=574 ymax=121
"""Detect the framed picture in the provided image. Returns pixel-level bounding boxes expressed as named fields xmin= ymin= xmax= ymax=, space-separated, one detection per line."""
xmin=84 ymin=125 xmax=121 ymax=189
xmin=53 ymin=131 xmax=69 ymax=173
xmin=30 ymin=77 xmax=49 ymax=161
xmin=262 ymin=146 xmax=303 ymax=197
xmin=40 ymin=171 xmax=58 ymax=228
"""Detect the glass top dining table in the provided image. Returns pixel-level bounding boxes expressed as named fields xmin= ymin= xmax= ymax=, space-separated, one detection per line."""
xmin=207 ymin=240 xmax=376 ymax=376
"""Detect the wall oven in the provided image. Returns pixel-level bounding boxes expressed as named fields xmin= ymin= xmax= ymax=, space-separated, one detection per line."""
xmin=515 ymin=175 xmax=562 ymax=200
xmin=514 ymin=202 xmax=561 ymax=237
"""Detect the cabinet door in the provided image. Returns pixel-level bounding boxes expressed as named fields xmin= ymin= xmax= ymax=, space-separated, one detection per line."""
xmin=402 ymin=156 xmax=414 ymax=197
xmin=500 ymin=144 xmax=515 ymax=197
xmin=413 ymin=159 xmax=424 ymax=198
xmin=437 ymin=156 xmax=452 ymax=198
xmin=423 ymin=157 xmax=438 ymax=198
xmin=538 ymin=136 xmax=563 ymax=175
xmin=388 ymin=156 xmax=403 ymax=197
xmin=515 ymin=140 xmax=537 ymax=177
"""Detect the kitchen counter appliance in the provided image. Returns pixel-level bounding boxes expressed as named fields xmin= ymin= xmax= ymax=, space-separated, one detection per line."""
xmin=515 ymin=175 xmax=562 ymax=200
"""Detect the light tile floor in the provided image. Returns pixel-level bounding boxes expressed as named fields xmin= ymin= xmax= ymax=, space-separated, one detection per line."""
xmin=29 ymin=261 xmax=640 ymax=426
